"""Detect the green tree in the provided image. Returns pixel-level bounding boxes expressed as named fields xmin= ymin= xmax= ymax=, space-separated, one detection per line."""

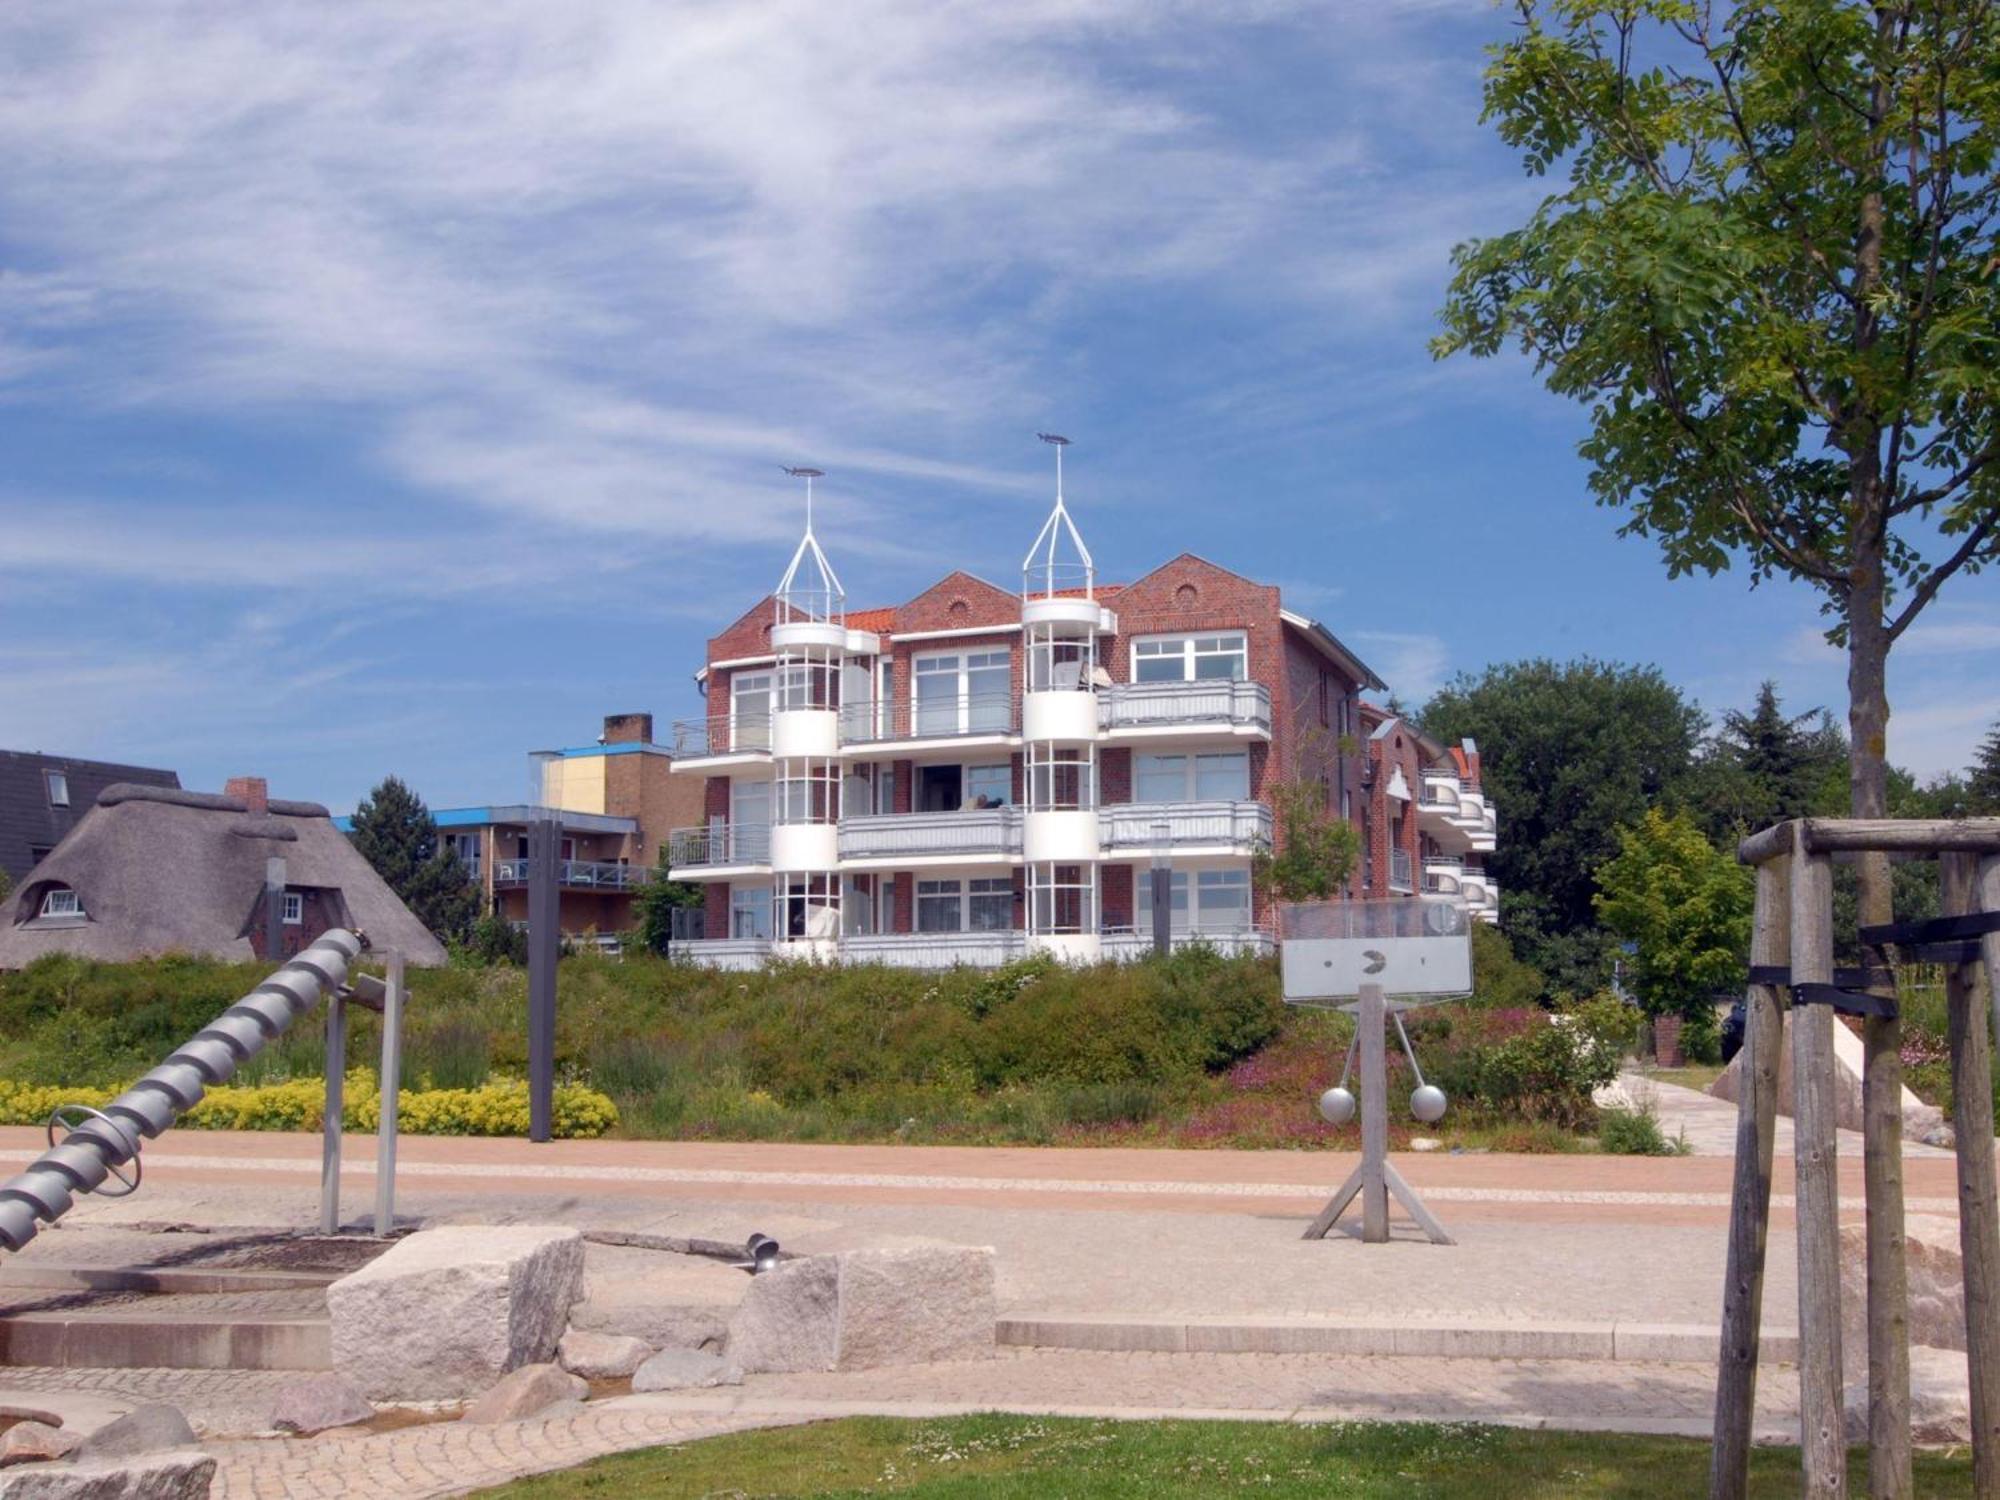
xmin=1594 ymin=807 xmax=1754 ymax=1034
xmin=1435 ymin=0 xmax=2000 ymax=1058
xmin=1419 ymin=658 xmax=1705 ymax=992
xmin=634 ymin=846 xmax=705 ymax=957
xmin=1253 ymin=778 xmax=1361 ymax=904
xmin=348 ymin=776 xmax=478 ymax=945
xmin=1680 ymin=681 xmax=1847 ymax=841
xmin=1969 ymin=719 xmax=2000 ymax=814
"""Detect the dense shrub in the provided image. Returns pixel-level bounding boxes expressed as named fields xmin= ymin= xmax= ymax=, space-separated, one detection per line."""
xmin=1409 ymin=994 xmax=1635 ymax=1131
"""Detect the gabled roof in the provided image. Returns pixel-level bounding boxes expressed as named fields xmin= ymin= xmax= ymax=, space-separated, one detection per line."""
xmin=0 ymin=784 xmax=447 ymax=969
xmin=0 ymin=750 xmax=180 ymax=883
xmin=1279 ymin=610 xmax=1386 ymax=693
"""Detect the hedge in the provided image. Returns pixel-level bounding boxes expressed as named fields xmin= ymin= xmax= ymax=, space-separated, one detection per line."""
xmin=0 ymin=1070 xmax=619 ymax=1140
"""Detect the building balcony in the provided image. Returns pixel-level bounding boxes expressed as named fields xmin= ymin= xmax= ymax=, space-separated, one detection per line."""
xmin=492 ymin=859 xmax=650 ymax=891
xmin=667 ymin=823 xmax=772 ymax=874
xmin=1098 ymin=680 xmax=1272 ymax=739
xmin=671 ymin=936 xmax=772 ymax=970
xmin=1388 ymin=847 xmax=1414 ymax=894
xmin=1100 ymin=927 xmax=1275 ymax=959
xmin=841 ymin=930 xmax=1030 ymax=968
xmin=1421 ymin=854 xmax=1465 ymax=894
xmin=669 ymin=713 xmax=773 ymax=765
xmin=838 ymin=807 xmax=1022 ymax=866
xmin=839 ymin=693 xmax=1018 ymax=749
xmin=1098 ymin=800 xmax=1271 ymax=854
xmin=1417 ymin=771 xmax=1497 ymax=853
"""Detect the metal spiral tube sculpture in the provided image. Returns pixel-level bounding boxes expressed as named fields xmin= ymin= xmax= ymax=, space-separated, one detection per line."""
xmin=0 ymin=929 xmax=364 ymax=1253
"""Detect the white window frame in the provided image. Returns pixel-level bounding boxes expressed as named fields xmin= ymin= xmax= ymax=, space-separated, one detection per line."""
xmin=731 ymin=777 xmax=772 ymax=831
xmin=917 ymin=876 xmax=1014 ymax=934
xmin=39 ymin=887 xmax=81 ymax=918
xmin=1130 ymin=632 xmax=1248 ymax=684
xmin=913 ymin=649 xmax=1012 ymax=735
xmin=731 ymin=885 xmax=772 ymax=940
xmin=282 ymin=891 xmax=304 ymax=925
xmin=44 ymin=770 xmax=69 ymax=808
xmin=1137 ymin=868 xmax=1253 ymax=935
xmin=964 ymin=762 xmax=1012 ymax=809
xmin=916 ymin=877 xmax=963 ymax=934
xmin=1133 ymin=750 xmax=1250 ymax=803
xmin=730 ymin=671 xmax=774 ymax=750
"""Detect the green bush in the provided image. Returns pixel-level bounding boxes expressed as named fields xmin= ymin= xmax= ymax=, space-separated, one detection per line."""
xmin=1599 ymin=1102 xmax=1686 ymax=1156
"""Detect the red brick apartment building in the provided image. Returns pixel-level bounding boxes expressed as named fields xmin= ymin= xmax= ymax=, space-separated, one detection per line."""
xmin=666 ymin=473 xmax=1497 ymax=969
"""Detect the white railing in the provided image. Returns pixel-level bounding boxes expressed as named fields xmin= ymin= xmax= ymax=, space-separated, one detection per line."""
xmin=492 ymin=860 xmax=651 ymax=889
xmin=841 ymin=930 xmax=1029 ymax=968
xmin=841 ymin=692 xmax=1018 ymax=745
xmin=1099 ymin=680 xmax=1272 ymax=735
xmin=839 ymin=807 xmax=1022 ymax=861
xmin=672 ymin=937 xmax=772 ymax=971
xmin=1098 ymin=800 xmax=1271 ymax=851
xmin=1101 ymin=928 xmax=1275 ymax=959
xmin=1389 ymin=848 xmax=1414 ymax=893
xmin=668 ymin=823 xmax=773 ymax=868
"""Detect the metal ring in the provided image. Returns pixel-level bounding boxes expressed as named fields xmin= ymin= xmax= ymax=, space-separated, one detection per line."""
xmin=45 ymin=1105 xmax=142 ymax=1198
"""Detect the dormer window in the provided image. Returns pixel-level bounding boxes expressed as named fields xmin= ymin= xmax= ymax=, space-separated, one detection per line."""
xmin=45 ymin=771 xmax=69 ymax=808
xmin=40 ymin=887 xmax=81 ymax=918
xmin=283 ymin=892 xmax=303 ymax=925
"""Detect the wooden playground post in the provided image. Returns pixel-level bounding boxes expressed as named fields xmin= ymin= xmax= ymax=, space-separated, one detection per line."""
xmin=1944 ymin=853 xmax=2000 ymax=1493
xmin=1710 ymin=856 xmax=1790 ymax=1500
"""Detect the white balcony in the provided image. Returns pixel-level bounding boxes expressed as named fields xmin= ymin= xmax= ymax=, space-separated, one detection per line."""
xmin=1100 ymin=928 xmax=1275 ymax=959
xmin=840 ymin=692 xmax=1018 ymax=749
xmin=1098 ymin=800 xmax=1271 ymax=854
xmin=491 ymin=860 xmax=650 ymax=891
xmin=1422 ymin=854 xmax=1465 ymax=894
xmin=842 ymin=930 xmax=1030 ymax=968
xmin=667 ymin=823 xmax=772 ymax=875
xmin=1418 ymin=771 xmax=1497 ymax=853
xmin=672 ymin=937 xmax=773 ymax=970
xmin=1098 ymin=680 xmax=1272 ymax=739
xmin=838 ymin=808 xmax=1023 ymax=866
xmin=1388 ymin=847 xmax=1414 ymax=894
xmin=669 ymin=713 xmax=772 ymax=767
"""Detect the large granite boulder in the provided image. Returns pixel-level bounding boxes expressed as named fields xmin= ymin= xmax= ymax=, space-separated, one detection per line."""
xmin=268 ymin=1373 xmax=375 ymax=1436
xmin=75 ymin=1409 xmax=196 ymax=1464
xmin=1846 ymin=1345 xmax=1971 ymax=1445
xmin=0 ymin=1425 xmax=79 ymax=1468
xmin=1840 ymin=1214 xmax=1965 ymax=1376
xmin=1711 ymin=1012 xmax=1942 ymax=1138
xmin=326 ymin=1226 xmax=585 ymax=1400
xmin=726 ymin=1246 xmax=995 ymax=1374
xmin=630 ymin=1349 xmax=742 ymax=1393
xmin=460 ymin=1364 xmax=586 ymax=1424
xmin=557 ymin=1329 xmax=653 ymax=1380
xmin=0 ymin=1450 xmax=216 ymax=1498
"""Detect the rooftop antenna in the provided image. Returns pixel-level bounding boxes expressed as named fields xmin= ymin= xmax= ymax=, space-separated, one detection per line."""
xmin=1024 ymin=433 xmax=1092 ymax=600
xmin=775 ymin=466 xmax=843 ymax=626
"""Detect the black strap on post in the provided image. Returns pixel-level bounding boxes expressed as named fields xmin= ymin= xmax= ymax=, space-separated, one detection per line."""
xmin=1858 ymin=910 xmax=2000 ymax=947
xmin=1748 ymin=965 xmax=1895 ymax=990
xmin=1745 ymin=965 xmax=1899 ymax=1019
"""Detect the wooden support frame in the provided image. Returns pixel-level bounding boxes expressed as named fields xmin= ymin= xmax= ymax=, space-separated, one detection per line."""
xmin=1713 ymin=819 xmax=2000 ymax=1500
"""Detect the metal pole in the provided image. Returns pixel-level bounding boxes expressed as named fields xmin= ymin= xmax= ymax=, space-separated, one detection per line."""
xmin=1358 ymin=981 xmax=1389 ymax=1243
xmin=320 ymin=987 xmax=345 ymax=1235
xmin=373 ymin=949 xmax=404 ymax=1237
xmin=527 ymin=814 xmax=559 ymax=1143
xmin=264 ymin=855 xmax=285 ymax=963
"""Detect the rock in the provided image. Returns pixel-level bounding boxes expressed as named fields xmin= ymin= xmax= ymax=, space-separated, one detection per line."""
xmin=1409 ymin=1137 xmax=1441 ymax=1152
xmin=568 ymin=1303 xmax=728 ymax=1354
xmin=1845 ymin=1345 xmax=1970 ymax=1445
xmin=75 ymin=1407 xmax=196 ymax=1463
xmin=1924 ymin=1124 xmax=1956 ymax=1149
xmin=0 ymin=1424 xmax=79 ymax=1467
xmin=460 ymin=1364 xmax=587 ymax=1425
xmin=1840 ymin=1215 xmax=1965 ymax=1377
xmin=726 ymin=1246 xmax=996 ymax=1375
xmin=267 ymin=1373 xmax=374 ymax=1436
xmin=557 ymin=1329 xmax=652 ymax=1380
xmin=630 ymin=1349 xmax=742 ymax=1393
xmin=326 ymin=1225 xmax=585 ymax=1400
xmin=0 ymin=1450 xmax=216 ymax=1498
xmin=1711 ymin=1012 xmax=1941 ymax=1138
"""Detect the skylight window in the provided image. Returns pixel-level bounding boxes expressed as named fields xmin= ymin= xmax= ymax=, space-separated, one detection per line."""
xmin=44 ymin=771 xmax=69 ymax=808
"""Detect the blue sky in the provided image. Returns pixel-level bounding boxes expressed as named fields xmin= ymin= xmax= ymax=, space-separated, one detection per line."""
xmin=1 ymin=0 xmax=1993 ymax=815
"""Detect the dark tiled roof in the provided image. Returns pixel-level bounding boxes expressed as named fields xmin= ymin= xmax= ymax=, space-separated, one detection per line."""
xmin=0 ymin=751 xmax=180 ymax=883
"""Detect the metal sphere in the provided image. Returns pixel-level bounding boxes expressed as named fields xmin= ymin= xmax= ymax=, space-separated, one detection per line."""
xmin=1317 ymin=1086 xmax=1356 ymax=1126
xmin=1410 ymin=1084 xmax=1448 ymax=1124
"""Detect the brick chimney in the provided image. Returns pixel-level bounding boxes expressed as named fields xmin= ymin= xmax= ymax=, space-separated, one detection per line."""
xmin=602 ymin=713 xmax=653 ymax=746
xmin=225 ymin=776 xmax=269 ymax=815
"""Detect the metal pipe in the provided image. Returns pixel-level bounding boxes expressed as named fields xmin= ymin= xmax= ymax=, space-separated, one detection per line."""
xmin=0 ymin=930 xmax=363 ymax=1254
xmin=320 ymin=988 xmax=346 ymax=1234
xmin=374 ymin=949 xmax=405 ymax=1236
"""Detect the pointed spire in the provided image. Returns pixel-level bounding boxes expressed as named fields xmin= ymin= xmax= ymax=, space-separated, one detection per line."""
xmin=1023 ymin=433 xmax=1093 ymax=601
xmin=775 ymin=466 xmax=844 ymax=626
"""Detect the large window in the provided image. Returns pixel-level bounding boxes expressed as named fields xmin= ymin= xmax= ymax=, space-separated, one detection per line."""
xmin=1133 ymin=751 xmax=1249 ymax=802
xmin=730 ymin=671 xmax=773 ymax=750
xmin=917 ymin=877 xmax=1017 ymax=933
xmin=731 ymin=778 xmax=772 ymax=830
xmin=914 ymin=650 xmax=1012 ymax=735
xmin=731 ymin=886 xmax=772 ymax=940
xmin=1138 ymin=869 xmax=1253 ymax=934
xmin=965 ymin=763 xmax=1011 ymax=808
xmin=1132 ymin=633 xmax=1247 ymax=684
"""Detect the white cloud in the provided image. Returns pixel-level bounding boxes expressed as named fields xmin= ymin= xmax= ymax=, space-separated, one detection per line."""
xmin=1350 ymin=629 xmax=1451 ymax=704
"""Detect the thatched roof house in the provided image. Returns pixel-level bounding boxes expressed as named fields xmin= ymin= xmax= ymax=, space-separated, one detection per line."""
xmin=0 ymin=778 xmax=447 ymax=969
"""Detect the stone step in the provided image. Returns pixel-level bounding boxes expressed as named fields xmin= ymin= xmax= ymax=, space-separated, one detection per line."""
xmin=0 ymin=1306 xmax=329 ymax=1371
xmin=998 ymin=1314 xmax=1801 ymax=1365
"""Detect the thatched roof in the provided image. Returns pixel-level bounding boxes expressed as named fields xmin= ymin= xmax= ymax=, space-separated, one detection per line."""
xmin=0 ymin=784 xmax=448 ymax=968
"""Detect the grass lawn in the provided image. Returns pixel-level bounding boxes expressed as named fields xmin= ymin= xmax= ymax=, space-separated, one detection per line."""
xmin=472 ymin=1415 xmax=1975 ymax=1498
xmin=1648 ymin=1064 xmax=1726 ymax=1093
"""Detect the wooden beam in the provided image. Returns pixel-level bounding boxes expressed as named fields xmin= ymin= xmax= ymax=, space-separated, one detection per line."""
xmin=1789 ymin=835 xmax=1845 ymax=1497
xmin=1710 ymin=856 xmax=1789 ymax=1500
xmin=1945 ymin=853 xmax=2000 ymax=1495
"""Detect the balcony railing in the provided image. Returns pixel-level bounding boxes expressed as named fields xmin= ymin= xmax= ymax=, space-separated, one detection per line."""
xmin=841 ymin=692 xmax=1018 ymax=745
xmin=1101 ymin=928 xmax=1275 ymax=959
xmin=1099 ymin=680 xmax=1272 ymax=736
xmin=671 ymin=712 xmax=773 ymax=758
xmin=492 ymin=860 xmax=651 ymax=890
xmin=668 ymin=823 xmax=773 ymax=869
xmin=842 ymin=930 xmax=1029 ymax=968
xmin=1389 ymin=848 xmax=1414 ymax=893
xmin=1098 ymin=800 xmax=1271 ymax=852
xmin=839 ymin=807 xmax=1022 ymax=862
xmin=671 ymin=937 xmax=773 ymax=970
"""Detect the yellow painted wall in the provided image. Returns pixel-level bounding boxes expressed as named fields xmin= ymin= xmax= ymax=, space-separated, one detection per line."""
xmin=540 ymin=754 xmax=607 ymax=814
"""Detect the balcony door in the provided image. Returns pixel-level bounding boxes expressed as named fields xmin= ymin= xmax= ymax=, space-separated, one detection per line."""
xmin=914 ymin=650 xmax=1010 ymax=736
xmin=731 ymin=671 xmax=773 ymax=750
